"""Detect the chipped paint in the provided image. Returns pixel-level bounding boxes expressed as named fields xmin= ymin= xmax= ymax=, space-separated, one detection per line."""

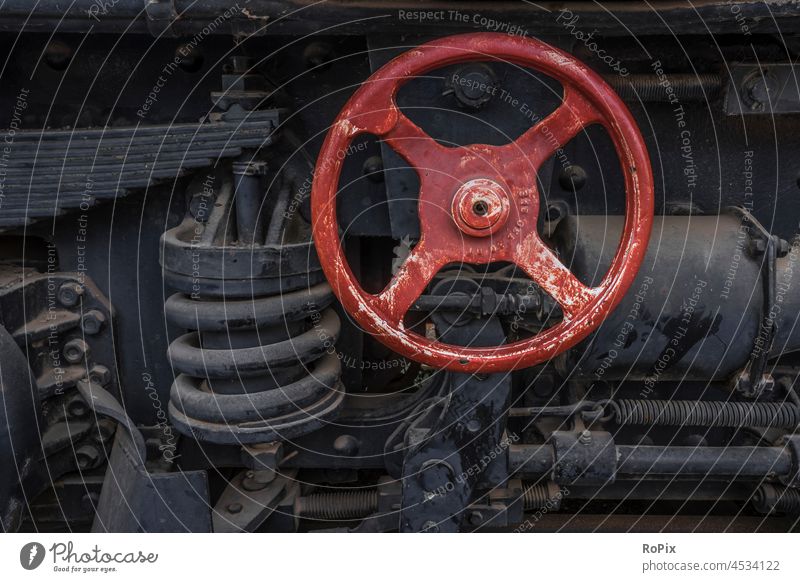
xmin=310 ymin=32 xmax=654 ymax=373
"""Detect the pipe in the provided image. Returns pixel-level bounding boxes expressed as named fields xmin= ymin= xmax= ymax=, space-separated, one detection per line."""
xmin=615 ymin=445 xmax=792 ymax=478
xmin=510 ymin=443 xmax=795 ymax=480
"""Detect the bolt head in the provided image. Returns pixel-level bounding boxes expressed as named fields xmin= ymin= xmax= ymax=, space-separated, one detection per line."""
xmin=418 ymin=459 xmax=454 ymax=493
xmin=57 ymin=282 xmax=84 ymax=307
xmin=227 ymin=502 xmax=243 ymax=514
xmin=63 ymin=339 xmax=90 ymax=363
xmin=558 ymin=165 xmax=587 ymax=191
xmin=465 ymin=419 xmax=481 ymax=434
xmin=82 ymin=310 xmax=106 ymax=335
xmin=448 ymin=63 xmax=497 ymax=110
xmin=333 ymin=434 xmax=360 ymax=456
xmin=75 ymin=445 xmax=100 ymax=470
xmin=468 ymin=510 xmax=484 ymax=526
xmin=241 ymin=441 xmax=284 ymax=471
xmin=88 ymin=364 xmax=112 ymax=386
xmin=67 ymin=397 xmax=89 ymax=418
xmin=303 ymin=41 xmax=333 ymax=68
xmin=241 ymin=472 xmax=270 ymax=492
xmin=363 ymin=156 xmax=384 ymax=183
xmin=45 ymin=40 xmax=73 ymax=71
xmin=241 ymin=466 xmax=275 ymax=491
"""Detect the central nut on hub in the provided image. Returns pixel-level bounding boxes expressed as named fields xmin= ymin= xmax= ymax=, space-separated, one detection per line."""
xmin=451 ymin=178 xmax=510 ymax=237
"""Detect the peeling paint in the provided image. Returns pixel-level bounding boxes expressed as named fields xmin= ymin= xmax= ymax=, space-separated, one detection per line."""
xmin=310 ymin=32 xmax=654 ymax=373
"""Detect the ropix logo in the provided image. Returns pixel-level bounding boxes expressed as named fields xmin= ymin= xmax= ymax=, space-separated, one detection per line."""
xmin=20 ymin=542 xmax=46 ymax=570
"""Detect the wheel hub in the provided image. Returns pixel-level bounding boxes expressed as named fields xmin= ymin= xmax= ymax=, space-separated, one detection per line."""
xmin=451 ymin=178 xmax=510 ymax=237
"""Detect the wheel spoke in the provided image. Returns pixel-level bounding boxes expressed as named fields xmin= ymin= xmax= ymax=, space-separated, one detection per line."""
xmin=508 ymin=88 xmax=601 ymax=168
xmin=381 ymin=105 xmax=447 ymax=170
xmin=515 ymin=234 xmax=597 ymax=319
xmin=374 ymin=239 xmax=448 ymax=325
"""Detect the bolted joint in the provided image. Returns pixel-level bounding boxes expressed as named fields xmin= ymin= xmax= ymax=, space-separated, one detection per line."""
xmin=67 ymin=395 xmax=89 ymax=418
xmin=418 ymin=459 xmax=455 ymax=494
xmin=241 ymin=441 xmax=284 ymax=475
xmin=88 ymin=364 xmax=112 ymax=386
xmin=241 ymin=469 xmax=275 ymax=491
xmin=57 ymin=282 xmax=84 ymax=307
xmin=63 ymin=338 xmax=90 ymax=364
xmin=551 ymin=430 xmax=616 ymax=486
xmin=82 ymin=309 xmax=106 ymax=335
xmin=445 ymin=63 xmax=498 ymax=110
xmin=75 ymin=444 xmax=102 ymax=470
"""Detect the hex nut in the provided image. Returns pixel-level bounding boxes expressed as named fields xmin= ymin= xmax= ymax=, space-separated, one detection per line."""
xmin=67 ymin=396 xmax=89 ymax=418
xmin=88 ymin=364 xmax=112 ymax=386
xmin=75 ymin=445 xmax=100 ymax=470
xmin=63 ymin=339 xmax=90 ymax=363
xmin=57 ymin=282 xmax=84 ymax=307
xmin=82 ymin=310 xmax=106 ymax=335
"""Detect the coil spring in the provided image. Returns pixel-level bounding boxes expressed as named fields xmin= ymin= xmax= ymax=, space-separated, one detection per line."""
xmin=522 ymin=482 xmax=562 ymax=511
xmin=166 ymin=282 xmax=344 ymax=445
xmin=753 ymin=484 xmax=800 ymax=516
xmin=295 ymin=489 xmax=379 ymax=521
xmin=614 ymin=399 xmax=800 ymax=429
xmin=606 ymin=74 xmax=721 ymax=102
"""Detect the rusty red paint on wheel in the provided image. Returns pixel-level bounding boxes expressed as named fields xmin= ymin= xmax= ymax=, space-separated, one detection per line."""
xmin=311 ymin=32 xmax=654 ymax=373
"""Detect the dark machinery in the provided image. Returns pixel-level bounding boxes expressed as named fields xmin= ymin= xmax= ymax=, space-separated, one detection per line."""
xmin=1 ymin=1 xmax=800 ymax=533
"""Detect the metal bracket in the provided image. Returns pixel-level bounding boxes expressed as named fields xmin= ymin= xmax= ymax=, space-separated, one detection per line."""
xmin=77 ymin=380 xmax=146 ymax=462
xmin=213 ymin=470 xmax=298 ymax=533
xmin=730 ymin=207 xmax=789 ymax=397
xmin=398 ymin=313 xmax=512 ymax=532
xmin=724 ymin=63 xmax=800 ymax=115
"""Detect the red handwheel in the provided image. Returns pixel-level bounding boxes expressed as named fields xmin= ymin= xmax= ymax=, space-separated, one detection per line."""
xmin=311 ymin=33 xmax=654 ymax=373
